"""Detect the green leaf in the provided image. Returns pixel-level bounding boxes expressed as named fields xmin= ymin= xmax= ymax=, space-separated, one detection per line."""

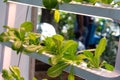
xmin=50 ymin=55 xmax=62 ymax=65
xmin=47 ymin=62 xmax=68 ymax=77
xmin=68 ymin=66 xmax=75 ymax=80
xmin=44 ymin=37 xmax=56 ymax=54
xmin=52 ymin=34 xmax=64 ymax=54
xmin=76 ymin=54 xmax=86 ymax=64
xmin=42 ymin=0 xmax=58 ymax=10
xmin=84 ymin=0 xmax=96 ymax=4
xmin=62 ymin=40 xmax=78 ymax=55
xmin=20 ymin=22 xmax=33 ymax=32
xmin=63 ymin=0 xmax=72 ymax=3
xmin=4 ymin=0 xmax=8 ymax=2
xmin=52 ymin=34 xmax=64 ymax=47
xmin=115 ymin=2 xmax=120 ymax=5
xmin=68 ymin=73 xmax=75 ymax=80
xmin=11 ymin=40 xmax=22 ymax=51
xmin=32 ymin=77 xmax=37 ymax=80
xmin=27 ymin=32 xmax=41 ymax=45
xmin=92 ymin=57 xmax=100 ymax=68
xmin=77 ymin=54 xmax=87 ymax=59
xmin=73 ymin=0 xmax=83 ymax=2
xmin=54 ymin=9 xmax=60 ymax=23
xmin=52 ymin=34 xmax=64 ymax=43
xmin=83 ymin=50 xmax=94 ymax=61
xmin=0 ymin=32 xmax=9 ymax=42
xmin=13 ymin=28 xmax=22 ymax=40
xmin=95 ymin=37 xmax=107 ymax=58
xmin=9 ymin=66 xmax=21 ymax=79
xmin=42 ymin=79 xmax=48 ymax=80
xmin=19 ymin=28 xmax=26 ymax=41
xmin=101 ymin=0 xmax=113 ymax=4
xmin=2 ymin=69 xmax=13 ymax=80
xmin=20 ymin=77 xmax=25 ymax=80
xmin=104 ymin=63 xmax=114 ymax=71
xmin=24 ymin=45 xmax=41 ymax=53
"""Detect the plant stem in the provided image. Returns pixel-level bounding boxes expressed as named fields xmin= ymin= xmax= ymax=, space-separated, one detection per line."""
xmin=59 ymin=73 xmax=63 ymax=80
xmin=18 ymin=53 xmax=22 ymax=67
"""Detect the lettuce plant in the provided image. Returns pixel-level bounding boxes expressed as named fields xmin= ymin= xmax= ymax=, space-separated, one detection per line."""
xmin=2 ymin=66 xmax=37 ymax=80
xmin=42 ymin=34 xmax=84 ymax=79
xmin=82 ymin=37 xmax=114 ymax=71
xmin=0 ymin=22 xmax=42 ymax=54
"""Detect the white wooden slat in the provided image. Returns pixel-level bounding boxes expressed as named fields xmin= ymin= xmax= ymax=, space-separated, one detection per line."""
xmin=0 ymin=2 xmax=31 ymax=80
xmin=0 ymin=0 xmax=8 ymax=73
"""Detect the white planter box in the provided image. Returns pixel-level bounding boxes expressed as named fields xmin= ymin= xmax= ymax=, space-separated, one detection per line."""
xmin=8 ymin=0 xmax=120 ymax=20
xmin=1 ymin=42 xmax=120 ymax=80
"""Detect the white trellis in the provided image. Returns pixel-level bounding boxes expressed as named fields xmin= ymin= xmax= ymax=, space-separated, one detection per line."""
xmin=0 ymin=0 xmax=120 ymax=80
xmin=0 ymin=2 xmax=32 ymax=80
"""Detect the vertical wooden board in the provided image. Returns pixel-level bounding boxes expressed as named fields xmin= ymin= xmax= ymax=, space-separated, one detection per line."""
xmin=115 ymin=39 xmax=120 ymax=71
xmin=0 ymin=2 xmax=32 ymax=80
xmin=0 ymin=0 xmax=7 ymax=73
xmin=9 ymin=3 xmax=31 ymax=80
xmin=29 ymin=7 xmax=38 ymax=80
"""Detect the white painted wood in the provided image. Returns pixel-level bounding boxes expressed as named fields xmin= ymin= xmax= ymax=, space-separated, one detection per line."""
xmin=0 ymin=1 xmax=8 ymax=79
xmin=8 ymin=3 xmax=31 ymax=80
xmin=0 ymin=2 xmax=31 ymax=80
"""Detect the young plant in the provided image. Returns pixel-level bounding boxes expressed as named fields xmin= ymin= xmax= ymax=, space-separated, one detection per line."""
xmin=2 ymin=66 xmax=24 ymax=80
xmin=2 ymin=66 xmax=37 ymax=80
xmin=42 ymin=34 xmax=84 ymax=79
xmin=0 ymin=22 xmax=42 ymax=54
xmin=82 ymin=37 xmax=114 ymax=71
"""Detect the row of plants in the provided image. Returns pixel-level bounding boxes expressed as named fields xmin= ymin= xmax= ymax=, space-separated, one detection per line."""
xmin=4 ymin=0 xmax=120 ymax=5
xmin=42 ymin=0 xmax=120 ymax=23
xmin=0 ymin=22 xmax=114 ymax=80
xmin=4 ymin=0 xmax=120 ymax=23
xmin=42 ymin=0 xmax=120 ymax=10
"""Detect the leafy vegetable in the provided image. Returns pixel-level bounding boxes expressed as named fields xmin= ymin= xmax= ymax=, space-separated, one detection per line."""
xmin=82 ymin=37 xmax=114 ymax=70
xmin=2 ymin=66 xmax=24 ymax=80
xmin=2 ymin=69 xmax=13 ymax=80
xmin=47 ymin=62 xmax=69 ymax=77
xmin=63 ymin=0 xmax=72 ymax=3
xmin=95 ymin=37 xmax=106 ymax=59
xmin=42 ymin=0 xmax=58 ymax=10
xmin=24 ymin=45 xmax=41 ymax=53
xmin=0 ymin=32 xmax=9 ymax=42
xmin=68 ymin=65 xmax=75 ymax=80
xmin=83 ymin=38 xmax=107 ymax=68
xmin=0 ymin=22 xmax=42 ymax=55
xmin=2 ymin=66 xmax=37 ymax=80
xmin=12 ymin=41 xmax=22 ymax=51
xmin=4 ymin=0 xmax=8 ymax=2
xmin=20 ymin=22 xmax=33 ymax=32
xmin=101 ymin=0 xmax=113 ymax=4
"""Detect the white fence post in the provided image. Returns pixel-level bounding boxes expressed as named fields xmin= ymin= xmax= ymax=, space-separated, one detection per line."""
xmin=0 ymin=1 xmax=8 ymax=79
xmin=0 ymin=2 xmax=31 ymax=80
